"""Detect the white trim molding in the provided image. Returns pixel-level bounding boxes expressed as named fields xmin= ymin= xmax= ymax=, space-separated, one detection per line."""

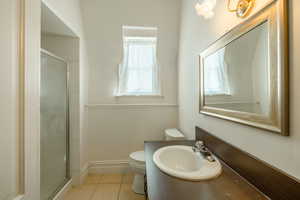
xmin=23 ymin=0 xmax=41 ymax=199
xmin=88 ymin=160 xmax=130 ymax=174
xmin=13 ymin=195 xmax=25 ymax=200
xmin=85 ymin=104 xmax=178 ymax=110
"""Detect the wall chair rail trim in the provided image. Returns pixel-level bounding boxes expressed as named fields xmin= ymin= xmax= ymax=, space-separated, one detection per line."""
xmin=85 ymin=104 xmax=178 ymax=110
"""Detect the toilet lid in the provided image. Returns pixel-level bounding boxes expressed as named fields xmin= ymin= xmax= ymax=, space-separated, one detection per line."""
xmin=130 ymin=151 xmax=145 ymax=163
xmin=165 ymin=129 xmax=184 ymax=138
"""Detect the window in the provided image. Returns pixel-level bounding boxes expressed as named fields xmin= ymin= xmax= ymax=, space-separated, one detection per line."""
xmin=204 ymin=48 xmax=231 ymax=95
xmin=117 ymin=26 xmax=160 ymax=96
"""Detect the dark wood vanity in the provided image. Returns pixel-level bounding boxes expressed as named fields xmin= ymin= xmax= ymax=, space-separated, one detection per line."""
xmin=145 ymin=141 xmax=269 ymax=200
xmin=144 ymin=127 xmax=300 ymax=200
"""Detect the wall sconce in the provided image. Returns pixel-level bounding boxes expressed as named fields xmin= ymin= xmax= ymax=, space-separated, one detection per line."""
xmin=195 ymin=0 xmax=255 ymax=19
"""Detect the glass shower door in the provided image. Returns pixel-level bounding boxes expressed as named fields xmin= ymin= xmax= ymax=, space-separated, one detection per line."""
xmin=40 ymin=50 xmax=70 ymax=200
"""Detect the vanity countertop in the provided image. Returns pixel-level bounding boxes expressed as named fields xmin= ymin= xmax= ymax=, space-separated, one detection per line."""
xmin=145 ymin=141 xmax=269 ymax=200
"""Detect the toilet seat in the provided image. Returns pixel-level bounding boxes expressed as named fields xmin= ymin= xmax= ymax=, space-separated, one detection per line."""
xmin=165 ymin=128 xmax=185 ymax=140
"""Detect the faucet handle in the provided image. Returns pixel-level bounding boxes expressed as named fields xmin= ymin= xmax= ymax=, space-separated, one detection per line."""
xmin=195 ymin=141 xmax=210 ymax=152
xmin=195 ymin=141 xmax=204 ymax=148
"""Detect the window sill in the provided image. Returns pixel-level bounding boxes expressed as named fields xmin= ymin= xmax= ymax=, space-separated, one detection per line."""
xmin=205 ymin=94 xmax=232 ymax=97
xmin=114 ymin=94 xmax=163 ymax=97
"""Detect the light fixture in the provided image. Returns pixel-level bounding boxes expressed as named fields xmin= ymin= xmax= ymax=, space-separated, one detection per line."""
xmin=227 ymin=0 xmax=255 ymax=18
xmin=195 ymin=0 xmax=255 ymax=19
xmin=195 ymin=0 xmax=217 ymax=19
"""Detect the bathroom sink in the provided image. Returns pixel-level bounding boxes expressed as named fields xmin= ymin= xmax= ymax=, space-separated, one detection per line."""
xmin=153 ymin=145 xmax=222 ymax=181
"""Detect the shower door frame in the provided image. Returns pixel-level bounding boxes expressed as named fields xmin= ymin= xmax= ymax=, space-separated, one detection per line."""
xmin=40 ymin=48 xmax=71 ymax=200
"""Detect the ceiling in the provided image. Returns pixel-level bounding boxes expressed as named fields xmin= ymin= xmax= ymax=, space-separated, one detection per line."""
xmin=41 ymin=3 xmax=77 ymax=37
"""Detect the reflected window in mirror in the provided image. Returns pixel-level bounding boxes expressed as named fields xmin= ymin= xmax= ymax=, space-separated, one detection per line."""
xmin=204 ymin=47 xmax=231 ymax=96
xmin=204 ymin=22 xmax=269 ymax=116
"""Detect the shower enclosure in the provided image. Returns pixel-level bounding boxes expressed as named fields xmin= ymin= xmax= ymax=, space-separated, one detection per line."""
xmin=40 ymin=49 xmax=70 ymax=200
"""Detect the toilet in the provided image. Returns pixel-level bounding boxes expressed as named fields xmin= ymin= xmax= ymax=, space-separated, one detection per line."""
xmin=129 ymin=128 xmax=185 ymax=194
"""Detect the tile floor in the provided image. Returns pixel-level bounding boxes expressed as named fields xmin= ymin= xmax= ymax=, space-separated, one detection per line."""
xmin=63 ymin=173 xmax=146 ymax=200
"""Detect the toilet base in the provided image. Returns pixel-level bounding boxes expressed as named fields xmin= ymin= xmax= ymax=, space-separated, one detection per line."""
xmin=132 ymin=173 xmax=145 ymax=195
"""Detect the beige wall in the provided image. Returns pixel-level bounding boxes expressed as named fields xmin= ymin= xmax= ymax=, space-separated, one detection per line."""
xmin=81 ymin=0 xmax=181 ymax=165
xmin=178 ymin=0 xmax=300 ymax=180
xmin=252 ymin=25 xmax=269 ymax=114
xmin=87 ymin=105 xmax=178 ymax=164
xmin=81 ymin=0 xmax=180 ymax=105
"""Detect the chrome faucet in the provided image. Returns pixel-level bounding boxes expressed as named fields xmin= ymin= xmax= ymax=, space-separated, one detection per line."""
xmin=192 ymin=141 xmax=215 ymax=162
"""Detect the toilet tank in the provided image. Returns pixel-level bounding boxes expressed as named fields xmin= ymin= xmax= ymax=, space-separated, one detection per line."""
xmin=165 ymin=129 xmax=185 ymax=141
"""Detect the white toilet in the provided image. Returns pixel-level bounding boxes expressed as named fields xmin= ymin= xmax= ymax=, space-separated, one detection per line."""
xmin=129 ymin=128 xmax=185 ymax=194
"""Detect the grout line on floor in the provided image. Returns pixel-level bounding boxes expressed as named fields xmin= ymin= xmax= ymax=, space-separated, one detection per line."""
xmin=117 ymin=173 xmax=125 ymax=200
xmin=88 ymin=183 xmax=98 ymax=200
xmin=65 ymin=173 xmax=145 ymax=200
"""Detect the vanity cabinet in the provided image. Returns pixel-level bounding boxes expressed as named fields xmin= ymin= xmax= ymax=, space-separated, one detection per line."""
xmin=144 ymin=141 xmax=268 ymax=200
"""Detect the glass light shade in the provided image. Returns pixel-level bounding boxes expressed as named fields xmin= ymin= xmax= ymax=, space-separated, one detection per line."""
xmin=195 ymin=0 xmax=217 ymax=19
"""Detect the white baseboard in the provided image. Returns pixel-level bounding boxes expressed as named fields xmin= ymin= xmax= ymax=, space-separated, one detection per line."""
xmin=85 ymin=104 xmax=178 ymax=110
xmin=13 ymin=195 xmax=24 ymax=200
xmin=88 ymin=160 xmax=130 ymax=174
xmin=52 ymin=179 xmax=72 ymax=200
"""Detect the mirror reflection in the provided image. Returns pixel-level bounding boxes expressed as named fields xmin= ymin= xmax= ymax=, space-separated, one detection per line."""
xmin=204 ymin=22 xmax=270 ymax=116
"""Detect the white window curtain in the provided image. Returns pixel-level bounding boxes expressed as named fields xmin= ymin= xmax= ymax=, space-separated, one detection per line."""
xmin=204 ymin=48 xmax=231 ymax=95
xmin=117 ymin=27 xmax=160 ymax=96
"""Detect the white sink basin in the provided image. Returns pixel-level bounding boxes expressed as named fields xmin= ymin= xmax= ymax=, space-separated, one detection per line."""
xmin=153 ymin=145 xmax=222 ymax=181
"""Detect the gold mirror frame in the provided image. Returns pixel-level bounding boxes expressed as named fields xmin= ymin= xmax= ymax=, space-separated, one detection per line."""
xmin=18 ymin=0 xmax=25 ymax=195
xmin=199 ymin=0 xmax=289 ymax=135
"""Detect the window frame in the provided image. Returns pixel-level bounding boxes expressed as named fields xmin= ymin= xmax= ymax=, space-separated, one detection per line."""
xmin=116 ymin=26 xmax=161 ymax=97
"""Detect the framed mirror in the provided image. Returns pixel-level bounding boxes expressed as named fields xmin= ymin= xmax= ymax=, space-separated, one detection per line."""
xmin=199 ymin=0 xmax=289 ymax=135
